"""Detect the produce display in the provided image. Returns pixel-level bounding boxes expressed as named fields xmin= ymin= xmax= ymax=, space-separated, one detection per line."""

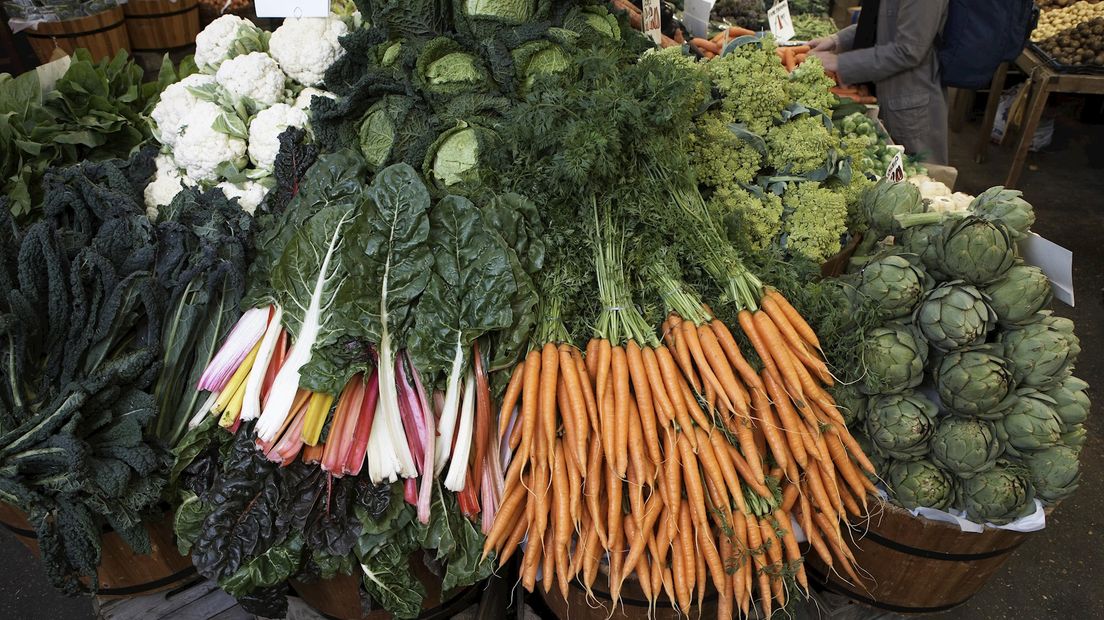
xmin=842 ymin=184 xmax=1088 ymax=524
xmin=0 ymin=0 xmax=1091 ymax=618
xmin=792 ymin=13 xmax=837 ymax=40
xmin=1032 ymin=0 xmax=1104 ymax=67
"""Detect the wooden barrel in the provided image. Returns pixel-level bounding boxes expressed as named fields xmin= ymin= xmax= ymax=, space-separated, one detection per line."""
xmin=290 ymin=553 xmax=481 ymax=620
xmin=820 ymin=232 xmax=862 ymax=278
xmin=806 ymin=500 xmax=1031 ymax=614
xmin=124 ymin=0 xmax=200 ymax=52
xmin=0 ymin=502 xmax=196 ymax=598
xmin=539 ymin=561 xmax=719 ymax=620
xmin=24 ymin=7 xmax=130 ymax=64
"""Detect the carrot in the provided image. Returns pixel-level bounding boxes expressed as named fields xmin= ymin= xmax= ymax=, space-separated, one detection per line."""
xmin=627 ymin=400 xmax=649 ymax=492
xmin=681 ymin=320 xmax=735 ymax=414
xmin=606 ymin=464 xmax=625 ymax=588
xmin=699 ymin=324 xmax=749 ymax=410
xmin=762 ymin=294 xmax=830 ymax=379
xmin=693 ymin=429 xmax=734 ymax=514
xmin=555 ymin=373 xmax=576 ymax=464
xmin=664 ymin=430 xmax=683 ymax=535
xmin=671 ymin=534 xmax=689 ymax=613
xmin=612 ymin=345 xmax=631 ymax=477
xmin=656 ymin=347 xmax=698 ymax=448
xmin=626 ymin=341 xmax=662 ymax=479
xmin=710 ymin=320 xmax=765 ymax=392
xmin=497 ymin=513 xmax=528 ymax=564
xmin=679 ymin=380 xmax=714 ymax=432
xmin=708 ymin=431 xmax=750 ymax=514
xmin=751 ymin=385 xmax=790 ymax=474
xmin=619 ymin=492 xmax=663 ymax=592
xmin=678 ymin=500 xmax=696 ymax=611
xmin=818 ymin=516 xmax=863 ymax=585
xmin=718 ymin=531 xmax=735 ymax=619
xmin=565 ymin=430 xmax=583 ymax=529
xmin=498 ymin=361 xmax=525 ymax=441
xmin=661 ymin=316 xmax=675 ymax=350
xmin=641 ymin=346 xmax=675 ymax=426
xmin=736 ymin=310 xmax=777 ymax=380
xmin=518 ymin=349 xmax=542 ymax=464
xmin=754 ymin=311 xmax=807 ymax=407
xmin=691 ymin=37 xmax=720 ymax=54
xmin=781 ymin=482 xmax=799 ymax=513
xmin=764 ymin=289 xmax=820 ymax=350
xmin=825 ymin=430 xmax=870 ymax=506
xmin=840 ymin=481 xmax=863 ymax=517
xmin=725 ymin=442 xmax=772 ymax=500
xmin=521 ymin=528 xmax=540 ymax=591
xmin=668 ymin=315 xmax=700 ymax=392
xmin=803 ymin=513 xmax=834 ymax=568
xmin=570 ymin=349 xmax=599 ymax=434
xmin=540 ymin=342 xmax=559 ymax=464
xmin=762 ymin=369 xmax=810 ymax=469
xmin=804 ymin=463 xmax=838 ymax=525
xmin=798 ymin=489 xmax=814 ymax=547
xmin=481 ymin=478 xmax=526 ymax=559
xmin=676 ymin=435 xmax=711 ymax=535
xmin=584 ymin=436 xmax=608 ymax=549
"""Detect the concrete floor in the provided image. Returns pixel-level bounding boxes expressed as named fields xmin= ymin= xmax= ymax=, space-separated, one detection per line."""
xmin=0 ymin=113 xmax=1100 ymax=619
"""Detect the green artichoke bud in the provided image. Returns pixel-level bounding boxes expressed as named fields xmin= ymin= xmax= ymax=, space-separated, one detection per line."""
xmin=829 ymin=383 xmax=868 ymax=427
xmin=865 ymin=391 xmax=938 ymax=460
xmin=969 ymin=186 xmax=1035 ymax=239
xmin=935 ymin=344 xmax=1017 ymax=419
xmin=1025 ymin=445 xmax=1080 ymax=504
xmin=983 ymin=264 xmax=1052 ymax=326
xmin=929 ymin=416 xmax=1002 ymax=479
xmin=914 ymin=282 xmax=996 ymax=351
xmin=886 ymin=459 xmax=955 ymax=510
xmin=899 ymin=222 xmax=948 ymax=280
xmin=957 ymin=462 xmax=1036 ymax=525
xmin=1000 ymin=314 xmax=1081 ymax=389
xmin=861 ymin=178 xmax=925 ymax=235
xmin=938 ymin=216 xmax=1016 ymax=285
xmin=854 ymin=254 xmax=929 ymax=319
xmin=1061 ymin=424 xmax=1087 ymax=449
xmin=1043 ymin=376 xmax=1090 ymax=430
xmin=861 ymin=323 xmax=928 ymax=395
xmin=995 ymin=389 xmax=1063 ymax=457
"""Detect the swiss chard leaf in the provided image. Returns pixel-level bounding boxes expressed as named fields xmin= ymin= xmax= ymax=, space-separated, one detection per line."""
xmin=360 ymin=549 xmax=425 ymax=620
xmin=219 ymin=533 xmax=304 ymax=597
xmin=422 ymin=483 xmax=493 ymax=592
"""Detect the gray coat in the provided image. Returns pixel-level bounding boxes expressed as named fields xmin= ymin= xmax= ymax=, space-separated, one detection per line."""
xmin=836 ymin=0 xmax=950 ymax=164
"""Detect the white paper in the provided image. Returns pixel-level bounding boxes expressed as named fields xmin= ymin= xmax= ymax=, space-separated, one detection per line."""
xmin=254 ymin=0 xmax=329 ymax=18
xmin=1020 ymin=232 xmax=1075 ymax=307
xmin=885 ymin=148 xmax=905 ymax=182
xmin=767 ymin=0 xmax=795 ymax=43
xmin=875 ymin=487 xmax=1047 ymax=533
xmin=642 ymin=0 xmax=663 ymax=44
xmin=683 ymin=0 xmax=716 ymax=38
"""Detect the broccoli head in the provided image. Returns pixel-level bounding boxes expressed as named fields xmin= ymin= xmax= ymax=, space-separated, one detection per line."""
xmin=782 ymin=181 xmax=848 ymax=262
xmin=786 ymin=56 xmax=837 ymax=113
xmin=766 ymin=115 xmax=838 ymax=174
xmin=707 ymin=40 xmax=790 ymax=134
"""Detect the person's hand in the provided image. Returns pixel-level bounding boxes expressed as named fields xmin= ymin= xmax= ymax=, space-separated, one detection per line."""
xmin=809 ymin=36 xmax=837 ymax=52
xmin=811 ymin=50 xmax=839 ymax=73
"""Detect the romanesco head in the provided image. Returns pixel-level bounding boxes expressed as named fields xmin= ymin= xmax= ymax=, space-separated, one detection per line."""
xmin=782 ymin=181 xmax=848 ymax=262
xmin=766 ymin=115 xmax=838 ymax=174
xmin=707 ymin=40 xmax=789 ymax=134
xmin=786 ymin=56 xmax=837 ymax=113
xmin=689 ymin=110 xmax=763 ymax=188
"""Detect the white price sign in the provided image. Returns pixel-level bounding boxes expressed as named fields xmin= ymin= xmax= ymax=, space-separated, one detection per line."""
xmin=1020 ymin=233 xmax=1075 ymax=307
xmin=885 ymin=149 xmax=905 ymax=182
xmin=254 ymin=0 xmax=330 ymax=18
xmin=683 ymin=0 xmax=716 ymax=39
xmin=767 ymin=0 xmax=795 ymax=43
xmin=642 ymin=0 xmax=663 ymax=44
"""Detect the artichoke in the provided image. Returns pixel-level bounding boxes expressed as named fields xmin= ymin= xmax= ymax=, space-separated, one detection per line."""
xmin=929 ymin=416 xmax=1002 ymax=479
xmin=938 ymin=216 xmax=1015 ymax=285
xmin=935 ymin=344 xmax=1017 ymax=419
xmin=995 ymin=389 xmax=1063 ymax=457
xmin=854 ymin=254 xmax=929 ymax=319
xmin=861 ymin=178 xmax=925 ymax=235
xmin=861 ymin=323 xmax=928 ymax=395
xmin=914 ymin=282 xmax=996 ymax=351
xmin=829 ymin=383 xmax=868 ymax=427
xmin=969 ymin=186 xmax=1035 ymax=239
xmin=1061 ymin=424 xmax=1087 ymax=449
xmin=957 ymin=463 xmax=1036 ymax=525
xmin=1000 ymin=314 xmax=1081 ymax=389
xmin=865 ymin=391 xmax=938 ymax=460
xmin=1025 ymin=445 xmax=1080 ymax=504
xmin=886 ymin=459 xmax=955 ymax=511
xmin=1043 ymin=376 xmax=1090 ymax=430
xmin=983 ymin=264 xmax=1052 ymax=326
xmin=899 ymin=222 xmax=948 ymax=280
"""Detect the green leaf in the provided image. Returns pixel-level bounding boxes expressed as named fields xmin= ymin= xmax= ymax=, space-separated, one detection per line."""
xmin=212 ymin=111 xmax=250 ymax=141
xmin=359 ymin=550 xmax=426 ymax=620
xmin=219 ymin=533 xmax=305 ymax=597
xmin=172 ymin=491 xmax=208 ymax=555
xmin=423 ymin=484 xmax=493 ymax=592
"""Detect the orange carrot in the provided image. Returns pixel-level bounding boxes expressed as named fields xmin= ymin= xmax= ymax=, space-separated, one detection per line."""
xmin=626 ymin=341 xmax=662 ymax=478
xmin=498 ymin=361 xmax=525 ymax=440
xmin=518 ymin=350 xmax=542 ymax=464
xmin=612 ymin=345 xmax=631 ymax=477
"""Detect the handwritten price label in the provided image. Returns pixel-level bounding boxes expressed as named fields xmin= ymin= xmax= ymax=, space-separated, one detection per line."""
xmin=767 ymin=0 xmax=795 ymax=42
xmin=642 ymin=0 xmax=663 ymax=44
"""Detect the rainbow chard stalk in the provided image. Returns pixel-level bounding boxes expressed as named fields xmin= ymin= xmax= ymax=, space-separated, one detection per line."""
xmin=240 ymin=305 xmax=285 ymax=422
xmin=406 ymin=353 xmax=437 ymax=524
xmin=197 ymin=306 xmax=270 ymax=391
xmin=344 ymin=370 xmax=380 ymax=476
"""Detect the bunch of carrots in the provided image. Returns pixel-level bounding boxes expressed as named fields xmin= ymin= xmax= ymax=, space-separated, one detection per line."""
xmin=774 ymin=43 xmax=879 ymax=104
xmin=482 ymin=259 xmax=878 ymax=618
xmin=692 ymin=26 xmax=758 ymax=59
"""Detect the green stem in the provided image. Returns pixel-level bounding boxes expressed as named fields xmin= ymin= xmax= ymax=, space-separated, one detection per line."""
xmin=895 ymin=211 xmax=957 ymax=229
xmin=592 ymin=201 xmax=658 ymax=348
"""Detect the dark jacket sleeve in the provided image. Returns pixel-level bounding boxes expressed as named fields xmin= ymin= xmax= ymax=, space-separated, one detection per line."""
xmin=836 ymin=0 xmax=948 ymax=85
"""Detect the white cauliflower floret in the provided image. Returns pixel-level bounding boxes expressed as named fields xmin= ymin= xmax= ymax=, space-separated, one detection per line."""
xmin=248 ymin=103 xmax=310 ymax=170
xmin=144 ymin=154 xmax=196 ymax=219
xmin=173 ymin=101 xmax=248 ymax=183
xmin=217 ymin=180 xmax=269 ymax=215
xmin=216 ymin=52 xmax=286 ymax=108
xmin=150 ymin=74 xmax=216 ymax=148
xmin=293 ymin=87 xmax=336 ymax=111
xmin=194 ymin=15 xmax=269 ymax=73
xmin=268 ymin=14 xmax=348 ymax=87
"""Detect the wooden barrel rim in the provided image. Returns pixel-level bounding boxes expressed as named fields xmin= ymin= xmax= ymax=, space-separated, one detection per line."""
xmin=124 ymin=4 xmax=199 ymax=19
xmin=806 ymin=563 xmax=968 ymax=614
xmin=858 ymin=525 xmax=1027 ymax=561
xmin=97 ymin=566 xmax=198 ymax=597
xmin=24 ymin=19 xmax=126 ymax=40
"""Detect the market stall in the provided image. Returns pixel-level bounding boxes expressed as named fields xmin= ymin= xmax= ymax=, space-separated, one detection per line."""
xmin=0 ymin=2 xmax=1090 ymax=620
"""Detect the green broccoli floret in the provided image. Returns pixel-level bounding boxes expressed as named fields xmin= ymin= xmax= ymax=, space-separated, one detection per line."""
xmin=824 ymin=171 xmax=874 ymax=231
xmin=786 ymin=55 xmax=836 ymax=113
xmin=689 ymin=110 xmax=763 ymax=187
xmin=766 ymin=115 xmax=837 ymax=174
xmin=708 ymin=185 xmax=784 ymax=251
xmin=707 ymin=40 xmax=790 ymax=134
xmin=783 ymin=181 xmax=848 ymax=262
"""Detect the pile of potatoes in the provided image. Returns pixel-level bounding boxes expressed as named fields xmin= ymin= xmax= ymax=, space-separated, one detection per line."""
xmin=1032 ymin=0 xmax=1104 ymax=41
xmin=1037 ymin=17 xmax=1104 ymax=66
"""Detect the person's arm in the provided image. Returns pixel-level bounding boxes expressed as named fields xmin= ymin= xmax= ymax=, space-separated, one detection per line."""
xmin=836 ymin=0 xmax=947 ymax=85
xmin=835 ymin=24 xmax=857 ymax=52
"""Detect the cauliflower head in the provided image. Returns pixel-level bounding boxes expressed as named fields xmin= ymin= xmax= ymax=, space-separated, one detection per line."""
xmin=173 ymin=101 xmax=249 ymax=183
xmin=689 ymin=110 xmax=763 ymax=188
xmin=786 ymin=56 xmax=837 ymax=113
xmin=248 ymin=103 xmax=310 ymax=170
xmin=293 ymin=87 xmax=336 ymax=111
xmin=766 ymin=115 xmax=837 ymax=174
xmin=783 ymin=181 xmax=848 ymax=262
xmin=144 ymin=154 xmax=196 ymax=220
xmin=194 ymin=15 xmax=269 ymax=73
xmin=709 ymin=185 xmax=784 ymax=252
xmin=268 ymin=14 xmax=349 ymax=87
xmin=217 ymin=180 xmax=269 ymax=215
xmin=707 ymin=40 xmax=790 ymax=134
xmin=216 ymin=52 xmax=287 ymax=109
xmin=151 ymin=74 xmax=216 ymax=148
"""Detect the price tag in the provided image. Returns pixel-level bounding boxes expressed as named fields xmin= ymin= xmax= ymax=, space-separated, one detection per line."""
xmin=642 ymin=0 xmax=663 ymax=44
xmin=885 ymin=149 xmax=905 ymax=183
xmin=767 ymin=0 xmax=795 ymax=43
xmin=683 ymin=0 xmax=716 ymax=39
xmin=1020 ymin=232 xmax=1075 ymax=307
xmin=254 ymin=0 xmax=329 ymax=18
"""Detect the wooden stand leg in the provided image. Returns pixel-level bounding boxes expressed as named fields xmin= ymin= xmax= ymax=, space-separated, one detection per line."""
xmin=975 ymin=63 xmax=1009 ymax=164
xmin=1005 ymin=75 xmax=1050 ymax=188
